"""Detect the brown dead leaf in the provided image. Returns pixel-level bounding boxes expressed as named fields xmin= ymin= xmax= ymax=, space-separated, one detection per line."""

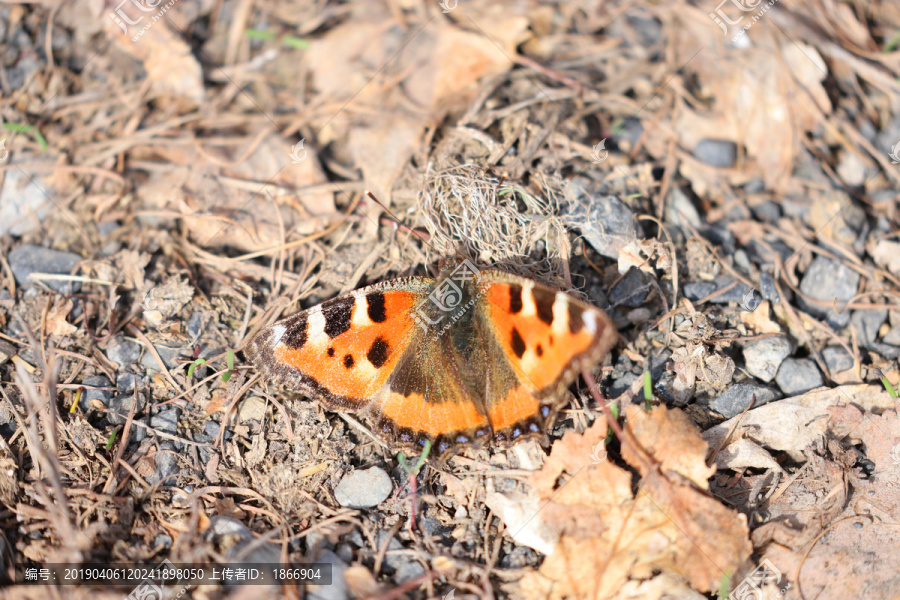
xmin=520 ymin=407 xmax=750 ymax=599
xmin=46 ymin=298 xmax=77 ymax=337
xmin=703 ymin=384 xmax=897 ymax=462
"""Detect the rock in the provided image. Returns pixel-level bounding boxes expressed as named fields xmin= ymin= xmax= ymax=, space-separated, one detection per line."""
xmin=81 ymin=375 xmax=113 ymax=410
xmin=307 ymin=551 xmax=349 ymax=600
xmin=850 ymin=309 xmax=887 ymax=348
xmin=775 ymin=358 xmax=824 ymax=396
xmin=665 ymin=187 xmax=702 ymax=230
xmin=236 ymin=395 xmax=267 ymax=424
xmin=692 ymin=139 xmax=737 ymax=168
xmin=742 ymin=335 xmax=792 ymax=382
xmin=376 ymin=532 xmax=426 ymax=583
xmin=334 ymin=467 xmax=392 ymax=508
xmin=759 ymin=272 xmax=782 ymax=304
xmin=683 ymin=276 xmax=754 ymax=304
xmin=883 ymin=324 xmax=900 ymax=346
xmin=0 ymin=340 xmax=16 ymax=364
xmin=563 ymin=182 xmax=643 ymax=259
xmin=204 ymin=421 xmax=221 ymax=438
xmin=140 ymin=344 xmax=183 ymax=372
xmin=822 ymin=345 xmax=854 ymax=373
xmin=105 ymin=334 xmax=141 ymax=369
xmin=609 ymin=267 xmax=651 ymax=308
xmin=8 ymin=244 xmax=81 ymax=294
xmin=117 ymin=372 xmax=138 ymax=393
xmin=709 ymin=383 xmax=781 ymax=419
xmin=151 ymin=534 xmax=173 ymax=549
xmin=0 ymin=168 xmax=52 ymax=236
xmin=150 ymin=408 xmax=181 ymax=435
xmin=750 ymin=201 xmax=781 ymax=224
xmin=154 ymin=441 xmax=179 ymax=485
xmin=107 ymin=392 xmax=147 ymax=425
xmin=799 ymin=257 xmax=860 ymax=329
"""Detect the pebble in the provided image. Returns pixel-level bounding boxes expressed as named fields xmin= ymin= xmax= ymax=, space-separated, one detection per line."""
xmin=683 ymin=276 xmax=755 ymax=305
xmin=742 ymin=335 xmax=792 ymax=382
xmin=140 ymin=344 xmax=183 ymax=372
xmin=80 ymin=375 xmax=113 ymax=410
xmin=150 ymin=408 xmax=181 ymax=436
xmin=822 ymin=345 xmax=854 ymax=373
xmin=609 ymin=267 xmax=651 ymax=308
xmin=692 ymin=139 xmax=737 ymax=168
xmin=107 ymin=393 xmax=147 ymax=425
xmin=665 ymin=187 xmax=702 ymax=230
xmin=0 ymin=168 xmax=52 ymax=237
xmin=154 ymin=441 xmax=179 ymax=485
xmin=798 ymin=257 xmax=860 ymax=329
xmin=117 ymin=372 xmax=138 ymax=393
xmin=775 ymin=358 xmax=824 ymax=396
xmin=836 ymin=150 xmax=868 ymax=187
xmin=0 ymin=340 xmax=16 ymax=364
xmin=376 ymin=531 xmax=426 ymax=583
xmin=850 ymin=309 xmax=887 ymax=348
xmin=307 ymin=550 xmax=350 ymax=600
xmin=8 ymin=244 xmax=81 ymax=294
xmin=709 ymin=383 xmax=781 ymax=419
xmin=334 ymin=467 xmax=392 ymax=508
xmin=105 ymin=334 xmax=141 ymax=369
xmin=758 ymin=272 xmax=782 ymax=304
xmin=236 ymin=396 xmax=268 ymax=424
xmin=563 ymin=182 xmax=643 ymax=259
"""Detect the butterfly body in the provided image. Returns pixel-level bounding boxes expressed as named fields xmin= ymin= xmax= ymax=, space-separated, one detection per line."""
xmin=247 ymin=260 xmax=617 ymax=457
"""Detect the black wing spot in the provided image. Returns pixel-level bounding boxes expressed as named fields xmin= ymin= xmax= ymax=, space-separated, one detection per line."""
xmin=343 ymin=354 xmax=354 ymax=368
xmin=367 ymin=337 xmax=390 ymax=368
xmin=534 ymin=290 xmax=555 ymax=326
xmin=323 ymin=296 xmax=355 ymax=338
xmin=283 ymin=315 xmax=308 ymax=349
xmin=568 ymin=303 xmax=585 ymax=334
xmin=511 ymin=327 xmax=526 ymax=359
xmin=366 ymin=291 xmax=387 ymax=323
xmin=509 ymin=284 xmax=523 ymax=314
xmin=536 ymin=344 xmax=543 ymax=357
xmin=327 ymin=347 xmax=335 ymax=357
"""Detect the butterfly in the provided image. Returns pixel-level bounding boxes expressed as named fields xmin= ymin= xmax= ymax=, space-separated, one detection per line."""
xmin=246 ymin=257 xmax=618 ymax=458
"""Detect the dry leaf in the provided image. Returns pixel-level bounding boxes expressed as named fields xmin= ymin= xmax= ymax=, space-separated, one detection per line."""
xmin=521 ymin=408 xmax=750 ymax=599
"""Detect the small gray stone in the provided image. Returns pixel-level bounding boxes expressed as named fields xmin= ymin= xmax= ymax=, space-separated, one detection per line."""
xmin=868 ymin=342 xmax=900 ymax=359
xmin=693 ymin=139 xmax=737 ymax=168
xmin=742 ymin=336 xmax=792 ymax=382
xmin=759 ymin=272 xmax=782 ymax=304
xmin=152 ymin=534 xmax=173 ymax=549
xmin=204 ymin=421 xmax=221 ymax=438
xmin=334 ymin=467 xmax=392 ymax=508
xmin=799 ymin=257 xmax=860 ymax=329
xmin=140 ymin=344 xmax=183 ymax=372
xmin=850 ymin=309 xmax=887 ymax=348
xmin=8 ymin=244 xmax=81 ymax=294
xmin=154 ymin=441 xmax=179 ymax=485
xmin=563 ymin=183 xmax=643 ymax=259
xmin=665 ymin=186 xmax=702 ymax=229
xmin=0 ymin=169 xmax=53 ymax=236
xmin=187 ymin=311 xmax=206 ymax=340
xmin=775 ymin=358 xmax=824 ymax=396
xmin=117 ymin=372 xmax=138 ymax=393
xmin=609 ymin=267 xmax=651 ymax=308
xmin=822 ymin=345 xmax=854 ymax=373
xmin=376 ymin=532 xmax=426 ymax=583
xmin=307 ymin=551 xmax=349 ymax=600
xmin=81 ymin=375 xmax=113 ymax=410
xmin=0 ymin=340 xmax=16 ymax=364
xmin=883 ymin=324 xmax=900 ymax=346
xmin=105 ymin=334 xmax=141 ymax=369
xmin=683 ymin=276 xmax=754 ymax=304
xmin=107 ymin=393 xmax=147 ymax=425
xmin=709 ymin=384 xmax=781 ymax=419
xmin=150 ymin=408 xmax=181 ymax=435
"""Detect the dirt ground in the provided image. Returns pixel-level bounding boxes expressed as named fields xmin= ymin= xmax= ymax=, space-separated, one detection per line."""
xmin=1 ymin=0 xmax=900 ymax=599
